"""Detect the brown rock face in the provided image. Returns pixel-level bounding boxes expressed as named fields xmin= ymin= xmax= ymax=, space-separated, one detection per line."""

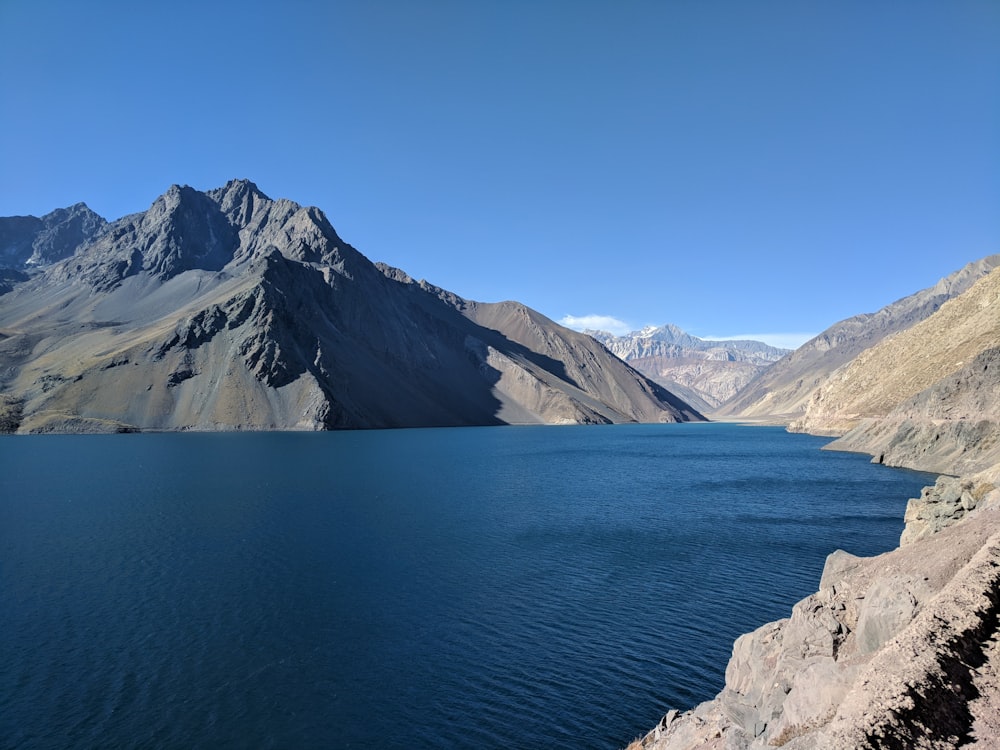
xmin=790 ymin=268 xmax=1000 ymax=440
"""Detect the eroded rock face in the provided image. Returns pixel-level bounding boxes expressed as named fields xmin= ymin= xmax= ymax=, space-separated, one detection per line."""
xmin=631 ymin=461 xmax=1000 ymax=749
xmin=826 ymin=347 xmax=1000 ymax=476
xmin=627 ymin=497 xmax=1000 ymax=750
xmin=588 ymin=326 xmax=789 ymax=410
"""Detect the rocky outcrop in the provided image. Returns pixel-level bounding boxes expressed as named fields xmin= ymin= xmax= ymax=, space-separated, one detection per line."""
xmin=0 ymin=181 xmax=702 ymax=431
xmin=628 ymin=497 xmax=1000 ymax=749
xmin=716 ymin=255 xmax=1000 ymax=422
xmin=588 ymin=325 xmax=789 ymax=410
xmin=899 ymin=475 xmax=995 ymax=547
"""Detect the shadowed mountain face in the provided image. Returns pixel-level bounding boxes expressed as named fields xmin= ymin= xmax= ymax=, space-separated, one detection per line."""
xmin=717 ymin=254 xmax=1000 ymax=421
xmin=588 ymin=325 xmax=789 ymax=411
xmin=0 ymin=180 xmax=702 ymax=432
xmin=0 ymin=202 xmax=107 ymax=269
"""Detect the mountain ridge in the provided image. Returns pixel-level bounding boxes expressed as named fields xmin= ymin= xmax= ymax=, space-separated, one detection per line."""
xmin=0 ymin=181 xmax=702 ymax=432
xmin=716 ymin=254 xmax=1000 ymax=421
xmin=587 ymin=325 xmax=789 ymax=410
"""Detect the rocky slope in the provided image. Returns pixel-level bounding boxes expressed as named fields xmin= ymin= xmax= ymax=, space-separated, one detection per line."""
xmin=826 ymin=345 xmax=1000 ymax=477
xmin=0 ymin=181 xmax=702 ymax=432
xmin=589 ymin=325 xmax=789 ymax=411
xmin=627 ymin=258 xmax=1000 ymax=749
xmin=716 ymin=255 xmax=1000 ymax=422
xmin=790 ymin=266 xmax=1000 ymax=438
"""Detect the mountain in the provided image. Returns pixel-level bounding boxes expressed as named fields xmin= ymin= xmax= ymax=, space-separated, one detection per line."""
xmin=790 ymin=266 xmax=1000 ymax=475
xmin=716 ymin=254 xmax=1000 ymax=421
xmin=0 ymin=180 xmax=702 ymax=433
xmin=588 ymin=325 xmax=789 ymax=411
xmin=0 ymin=202 xmax=107 ymax=268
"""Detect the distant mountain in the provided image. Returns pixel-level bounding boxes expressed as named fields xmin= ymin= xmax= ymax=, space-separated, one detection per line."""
xmin=0 ymin=202 xmax=107 ymax=268
xmin=588 ymin=325 xmax=789 ymax=410
xmin=0 ymin=180 xmax=702 ymax=432
xmin=716 ymin=254 xmax=1000 ymax=421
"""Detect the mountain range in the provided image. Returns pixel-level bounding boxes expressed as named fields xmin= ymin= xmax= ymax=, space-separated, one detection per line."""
xmin=0 ymin=180 xmax=702 ymax=433
xmin=587 ymin=325 xmax=789 ymax=412
xmin=6 ymin=178 xmax=1000 ymax=747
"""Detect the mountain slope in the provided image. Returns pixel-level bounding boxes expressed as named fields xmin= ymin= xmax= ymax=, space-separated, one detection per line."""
xmin=717 ymin=255 xmax=1000 ymax=421
xmin=828 ymin=346 xmax=1000 ymax=476
xmin=790 ymin=266 xmax=1000 ymax=438
xmin=0 ymin=180 xmax=702 ymax=432
xmin=588 ymin=325 xmax=789 ymax=409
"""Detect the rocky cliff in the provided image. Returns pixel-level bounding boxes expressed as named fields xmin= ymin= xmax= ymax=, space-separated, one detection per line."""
xmin=628 ymin=257 xmax=1000 ymax=749
xmin=628 ymin=493 xmax=1000 ymax=749
xmin=589 ymin=325 xmax=789 ymax=411
xmin=0 ymin=181 xmax=702 ymax=432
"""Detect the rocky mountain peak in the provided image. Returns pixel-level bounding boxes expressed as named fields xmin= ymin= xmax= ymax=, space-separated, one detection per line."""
xmin=16 ymin=181 xmax=377 ymax=292
xmin=588 ymin=324 xmax=790 ymax=411
xmin=130 ymin=184 xmax=238 ymax=279
xmin=0 ymin=179 xmax=703 ymax=433
xmin=207 ymin=179 xmax=270 ymax=225
xmin=0 ymin=201 xmax=108 ymax=269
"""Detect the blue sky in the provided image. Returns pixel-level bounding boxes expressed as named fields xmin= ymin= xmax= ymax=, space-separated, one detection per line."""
xmin=2 ymin=1 xmax=997 ymax=348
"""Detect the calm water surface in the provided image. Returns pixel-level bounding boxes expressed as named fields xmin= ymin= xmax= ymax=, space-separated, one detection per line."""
xmin=0 ymin=424 xmax=935 ymax=749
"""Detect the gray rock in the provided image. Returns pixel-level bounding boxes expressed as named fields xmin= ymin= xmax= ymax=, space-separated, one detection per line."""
xmin=853 ymin=576 xmax=929 ymax=654
xmin=0 ymin=202 xmax=106 ymax=271
xmin=0 ymin=180 xmax=704 ymax=432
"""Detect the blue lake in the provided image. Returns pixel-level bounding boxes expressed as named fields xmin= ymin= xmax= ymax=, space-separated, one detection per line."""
xmin=0 ymin=423 xmax=935 ymax=749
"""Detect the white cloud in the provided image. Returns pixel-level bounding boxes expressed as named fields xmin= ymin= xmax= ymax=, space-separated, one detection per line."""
xmin=559 ymin=314 xmax=632 ymax=336
xmin=702 ymin=332 xmax=817 ymax=350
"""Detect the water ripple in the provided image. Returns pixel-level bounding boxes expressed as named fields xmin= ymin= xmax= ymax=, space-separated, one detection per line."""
xmin=0 ymin=424 xmax=934 ymax=749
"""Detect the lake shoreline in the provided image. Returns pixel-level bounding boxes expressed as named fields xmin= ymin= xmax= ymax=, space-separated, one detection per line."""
xmin=627 ymin=424 xmax=1000 ymax=749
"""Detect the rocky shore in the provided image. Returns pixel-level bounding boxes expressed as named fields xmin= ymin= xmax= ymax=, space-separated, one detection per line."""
xmin=626 ymin=444 xmax=1000 ymax=748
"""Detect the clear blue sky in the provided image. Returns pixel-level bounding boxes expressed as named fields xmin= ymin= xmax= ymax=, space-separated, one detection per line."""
xmin=2 ymin=1 xmax=997 ymax=348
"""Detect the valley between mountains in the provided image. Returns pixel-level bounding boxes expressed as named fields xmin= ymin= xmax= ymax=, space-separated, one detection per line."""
xmin=4 ymin=181 xmax=1000 ymax=748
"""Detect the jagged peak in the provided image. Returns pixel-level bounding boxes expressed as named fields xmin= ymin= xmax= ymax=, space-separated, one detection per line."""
xmin=208 ymin=178 xmax=272 ymax=206
xmin=153 ymin=183 xmax=209 ymax=212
